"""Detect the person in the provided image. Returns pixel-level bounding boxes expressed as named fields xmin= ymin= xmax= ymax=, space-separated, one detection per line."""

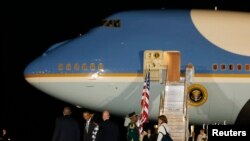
xmin=52 ymin=106 xmax=80 ymax=141
xmin=156 ymin=115 xmax=171 ymax=141
xmin=151 ymin=126 xmax=159 ymax=141
xmin=196 ymin=129 xmax=207 ymax=141
xmin=0 ymin=128 xmax=11 ymax=141
xmin=91 ymin=114 xmax=100 ymax=141
xmin=188 ymin=131 xmax=195 ymax=141
xmin=97 ymin=110 xmax=119 ymax=141
xmin=126 ymin=112 xmax=139 ymax=141
xmin=188 ymin=130 xmax=195 ymax=141
xmin=83 ymin=111 xmax=95 ymax=141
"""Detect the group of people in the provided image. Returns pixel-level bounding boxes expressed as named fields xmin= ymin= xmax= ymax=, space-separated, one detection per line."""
xmin=124 ymin=112 xmax=171 ymax=141
xmin=52 ymin=106 xmax=119 ymax=141
xmin=51 ymin=107 xmax=174 ymax=141
xmin=2 ymin=106 xmax=208 ymax=141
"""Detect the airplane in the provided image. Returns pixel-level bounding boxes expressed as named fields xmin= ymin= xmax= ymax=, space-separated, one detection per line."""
xmin=24 ymin=9 xmax=250 ymax=125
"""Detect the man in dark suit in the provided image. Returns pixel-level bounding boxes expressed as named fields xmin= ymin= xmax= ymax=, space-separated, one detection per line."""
xmin=97 ymin=110 xmax=119 ymax=141
xmin=82 ymin=111 xmax=95 ymax=141
xmin=52 ymin=106 xmax=80 ymax=141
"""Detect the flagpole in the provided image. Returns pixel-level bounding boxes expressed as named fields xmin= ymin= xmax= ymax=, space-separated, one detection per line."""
xmin=139 ymin=69 xmax=150 ymax=136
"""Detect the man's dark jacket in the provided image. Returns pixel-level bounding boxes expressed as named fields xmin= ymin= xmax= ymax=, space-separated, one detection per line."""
xmin=52 ymin=115 xmax=80 ymax=141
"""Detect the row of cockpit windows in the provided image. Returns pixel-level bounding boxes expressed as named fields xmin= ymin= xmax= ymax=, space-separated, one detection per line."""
xmin=212 ymin=64 xmax=250 ymax=71
xmin=58 ymin=63 xmax=104 ymax=71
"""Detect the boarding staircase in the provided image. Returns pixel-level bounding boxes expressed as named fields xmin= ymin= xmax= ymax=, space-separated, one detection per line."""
xmin=159 ymin=65 xmax=194 ymax=141
xmin=144 ymin=50 xmax=194 ymax=141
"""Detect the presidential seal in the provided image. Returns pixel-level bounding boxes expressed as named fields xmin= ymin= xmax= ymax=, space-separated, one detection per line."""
xmin=188 ymin=84 xmax=208 ymax=106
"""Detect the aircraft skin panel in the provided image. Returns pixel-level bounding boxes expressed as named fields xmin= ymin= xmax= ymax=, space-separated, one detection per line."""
xmin=25 ymin=76 xmax=250 ymax=124
xmin=190 ymin=77 xmax=250 ymax=124
xmin=26 ymin=77 xmax=164 ymax=118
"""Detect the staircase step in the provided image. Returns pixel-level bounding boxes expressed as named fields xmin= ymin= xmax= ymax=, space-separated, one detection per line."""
xmin=171 ymin=136 xmax=186 ymax=141
xmin=163 ymin=112 xmax=184 ymax=116
xmin=169 ymin=127 xmax=186 ymax=130
xmin=168 ymin=116 xmax=185 ymax=120
xmin=168 ymin=122 xmax=186 ymax=126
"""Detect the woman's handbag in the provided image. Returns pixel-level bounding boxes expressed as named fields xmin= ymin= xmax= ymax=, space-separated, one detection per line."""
xmin=159 ymin=125 xmax=173 ymax=141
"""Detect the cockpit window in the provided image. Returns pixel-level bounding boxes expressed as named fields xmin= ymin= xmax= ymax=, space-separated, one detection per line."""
xmin=44 ymin=40 xmax=70 ymax=55
xmin=102 ymin=19 xmax=121 ymax=28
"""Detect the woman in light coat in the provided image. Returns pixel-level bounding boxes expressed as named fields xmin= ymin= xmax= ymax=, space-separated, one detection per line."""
xmin=157 ymin=115 xmax=171 ymax=141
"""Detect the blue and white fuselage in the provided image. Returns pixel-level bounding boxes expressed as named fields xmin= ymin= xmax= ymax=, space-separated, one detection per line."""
xmin=24 ymin=9 xmax=250 ymax=124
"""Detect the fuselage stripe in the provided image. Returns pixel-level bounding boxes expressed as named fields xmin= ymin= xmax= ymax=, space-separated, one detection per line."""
xmin=24 ymin=73 xmax=250 ymax=78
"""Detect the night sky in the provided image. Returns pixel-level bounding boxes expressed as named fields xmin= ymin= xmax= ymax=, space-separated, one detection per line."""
xmin=2 ymin=1 xmax=249 ymax=141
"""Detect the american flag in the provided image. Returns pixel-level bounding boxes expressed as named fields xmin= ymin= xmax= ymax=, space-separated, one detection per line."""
xmin=139 ymin=70 xmax=150 ymax=134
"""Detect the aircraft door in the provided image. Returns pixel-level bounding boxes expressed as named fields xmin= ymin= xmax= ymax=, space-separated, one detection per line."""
xmin=164 ymin=51 xmax=181 ymax=83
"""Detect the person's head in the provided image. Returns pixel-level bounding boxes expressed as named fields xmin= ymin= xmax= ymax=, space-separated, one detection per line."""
xmin=158 ymin=115 xmax=168 ymax=125
xmin=154 ymin=125 xmax=158 ymax=134
xmin=63 ymin=106 xmax=72 ymax=116
xmin=147 ymin=129 xmax=151 ymax=134
xmin=200 ymin=129 xmax=205 ymax=134
xmin=191 ymin=131 xmax=195 ymax=137
xmin=128 ymin=112 xmax=138 ymax=123
xmin=102 ymin=110 xmax=110 ymax=121
xmin=83 ymin=111 xmax=92 ymax=121
xmin=2 ymin=128 xmax=7 ymax=135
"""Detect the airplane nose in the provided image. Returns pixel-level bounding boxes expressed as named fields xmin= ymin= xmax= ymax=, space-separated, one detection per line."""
xmin=23 ymin=50 xmax=58 ymax=85
xmin=24 ymin=59 xmax=46 ymax=76
xmin=23 ymin=63 xmax=36 ymax=89
xmin=24 ymin=39 xmax=72 ymax=79
xmin=24 ymin=62 xmax=38 ymax=77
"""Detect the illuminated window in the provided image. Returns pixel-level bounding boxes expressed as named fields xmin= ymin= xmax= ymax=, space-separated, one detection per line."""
xmin=229 ymin=64 xmax=234 ymax=71
xmin=246 ymin=64 xmax=250 ymax=71
xmin=212 ymin=64 xmax=218 ymax=71
xmin=74 ymin=63 xmax=80 ymax=71
xmin=58 ymin=64 xmax=64 ymax=71
xmin=103 ymin=19 xmax=121 ymax=27
xmin=82 ymin=63 xmax=87 ymax=70
xmin=98 ymin=63 xmax=104 ymax=70
xmin=237 ymin=64 xmax=242 ymax=71
xmin=220 ymin=64 xmax=226 ymax=71
xmin=90 ymin=63 xmax=95 ymax=70
xmin=66 ymin=64 xmax=71 ymax=71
